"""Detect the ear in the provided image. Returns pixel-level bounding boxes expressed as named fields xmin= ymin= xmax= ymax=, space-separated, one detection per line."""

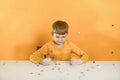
xmin=66 ymin=32 xmax=68 ymax=35
xmin=51 ymin=31 xmax=53 ymax=35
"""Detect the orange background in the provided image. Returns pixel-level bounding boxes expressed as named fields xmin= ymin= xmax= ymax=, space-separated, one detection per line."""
xmin=0 ymin=0 xmax=120 ymax=60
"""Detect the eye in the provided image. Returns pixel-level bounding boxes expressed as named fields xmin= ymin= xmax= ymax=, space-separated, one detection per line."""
xmin=62 ymin=36 xmax=66 ymax=38
xmin=56 ymin=36 xmax=59 ymax=38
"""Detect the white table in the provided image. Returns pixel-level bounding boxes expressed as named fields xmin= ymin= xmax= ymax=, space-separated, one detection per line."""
xmin=0 ymin=60 xmax=120 ymax=80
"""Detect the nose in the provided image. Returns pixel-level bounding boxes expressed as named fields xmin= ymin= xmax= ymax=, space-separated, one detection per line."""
xmin=58 ymin=38 xmax=63 ymax=42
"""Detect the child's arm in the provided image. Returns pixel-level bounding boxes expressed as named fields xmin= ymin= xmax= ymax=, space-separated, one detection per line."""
xmin=29 ymin=43 xmax=49 ymax=64
xmin=29 ymin=50 xmax=43 ymax=64
xmin=70 ymin=43 xmax=89 ymax=64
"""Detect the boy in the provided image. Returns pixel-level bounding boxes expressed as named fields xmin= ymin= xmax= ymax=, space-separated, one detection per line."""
xmin=30 ymin=20 xmax=89 ymax=65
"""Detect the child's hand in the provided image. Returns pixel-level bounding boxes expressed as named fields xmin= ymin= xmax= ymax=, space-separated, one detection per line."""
xmin=70 ymin=57 xmax=83 ymax=65
xmin=41 ymin=58 xmax=52 ymax=66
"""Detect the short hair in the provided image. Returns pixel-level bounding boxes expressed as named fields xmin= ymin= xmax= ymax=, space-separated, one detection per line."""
xmin=52 ymin=20 xmax=69 ymax=34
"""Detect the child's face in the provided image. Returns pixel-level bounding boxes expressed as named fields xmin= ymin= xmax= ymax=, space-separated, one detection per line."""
xmin=52 ymin=33 xmax=67 ymax=45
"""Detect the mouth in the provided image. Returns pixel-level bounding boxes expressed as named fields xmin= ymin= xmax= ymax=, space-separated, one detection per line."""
xmin=57 ymin=42 xmax=62 ymax=44
xmin=54 ymin=41 xmax=63 ymax=45
xmin=57 ymin=42 xmax=63 ymax=44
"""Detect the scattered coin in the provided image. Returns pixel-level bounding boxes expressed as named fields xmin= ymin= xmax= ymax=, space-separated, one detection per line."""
xmin=30 ymin=72 xmax=33 ymax=74
xmin=41 ymin=70 xmax=43 ymax=72
xmin=86 ymin=69 xmax=90 ymax=71
xmin=37 ymin=73 xmax=40 ymax=75
xmin=57 ymin=67 xmax=60 ymax=70
xmin=51 ymin=68 xmax=54 ymax=70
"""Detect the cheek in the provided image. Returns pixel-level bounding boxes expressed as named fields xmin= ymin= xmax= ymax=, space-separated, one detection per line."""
xmin=62 ymin=38 xmax=66 ymax=41
xmin=53 ymin=35 xmax=56 ymax=40
xmin=54 ymin=37 xmax=58 ymax=41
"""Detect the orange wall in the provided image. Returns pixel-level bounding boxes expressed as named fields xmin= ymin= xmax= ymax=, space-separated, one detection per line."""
xmin=0 ymin=0 xmax=120 ymax=60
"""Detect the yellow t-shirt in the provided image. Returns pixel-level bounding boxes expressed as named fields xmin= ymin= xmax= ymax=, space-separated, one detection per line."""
xmin=29 ymin=40 xmax=89 ymax=64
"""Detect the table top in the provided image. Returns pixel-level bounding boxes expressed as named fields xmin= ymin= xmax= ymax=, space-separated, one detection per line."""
xmin=0 ymin=60 xmax=120 ymax=80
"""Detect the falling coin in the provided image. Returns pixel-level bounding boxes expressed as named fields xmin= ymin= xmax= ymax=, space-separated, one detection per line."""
xmin=112 ymin=24 xmax=114 ymax=27
xmin=111 ymin=51 xmax=114 ymax=54
xmin=78 ymin=32 xmax=81 ymax=34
